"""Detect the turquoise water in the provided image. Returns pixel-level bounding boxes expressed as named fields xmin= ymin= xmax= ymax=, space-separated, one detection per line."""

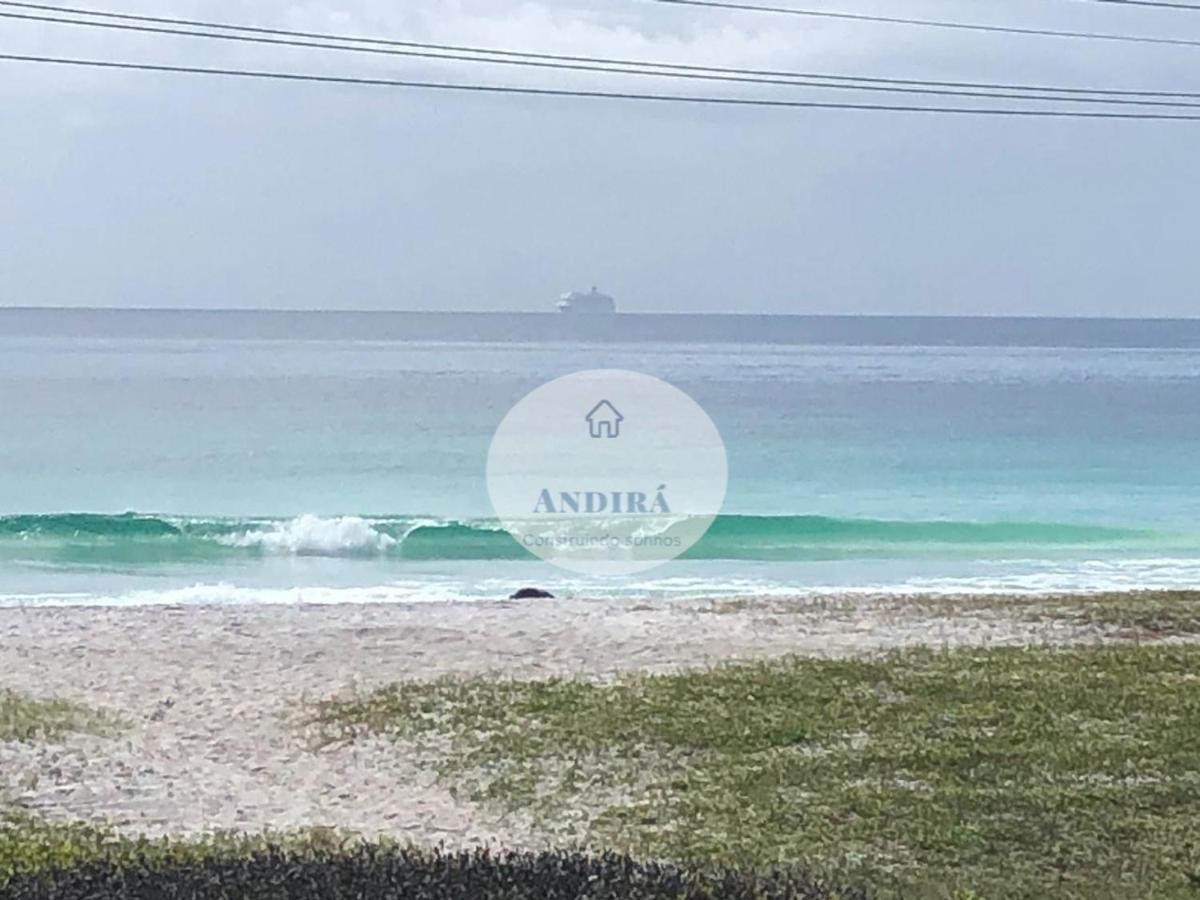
xmin=3 ymin=312 xmax=1200 ymax=604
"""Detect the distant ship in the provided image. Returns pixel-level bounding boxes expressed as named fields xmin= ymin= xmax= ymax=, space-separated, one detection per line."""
xmin=557 ymin=287 xmax=616 ymax=314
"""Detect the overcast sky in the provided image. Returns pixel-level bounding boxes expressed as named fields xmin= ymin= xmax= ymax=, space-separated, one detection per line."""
xmin=1 ymin=0 xmax=1198 ymax=315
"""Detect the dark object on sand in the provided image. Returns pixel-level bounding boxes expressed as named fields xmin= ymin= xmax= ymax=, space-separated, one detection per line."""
xmin=509 ymin=587 xmax=555 ymax=599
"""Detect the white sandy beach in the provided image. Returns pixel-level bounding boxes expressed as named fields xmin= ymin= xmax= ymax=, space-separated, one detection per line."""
xmin=1 ymin=596 xmax=1102 ymax=844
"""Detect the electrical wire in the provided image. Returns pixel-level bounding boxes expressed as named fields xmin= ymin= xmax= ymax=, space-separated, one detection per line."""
xmin=3 ymin=1 xmax=1199 ymax=100
xmin=6 ymin=9 xmax=1200 ymax=108
xmin=654 ymin=0 xmax=1200 ymax=49
xmin=3 ymin=51 xmax=1200 ymax=118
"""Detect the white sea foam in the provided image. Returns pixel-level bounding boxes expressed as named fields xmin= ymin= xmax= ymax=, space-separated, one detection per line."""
xmin=5 ymin=557 xmax=1200 ymax=609
xmin=0 ymin=582 xmax=466 ymax=608
xmin=220 ymin=515 xmax=397 ymax=556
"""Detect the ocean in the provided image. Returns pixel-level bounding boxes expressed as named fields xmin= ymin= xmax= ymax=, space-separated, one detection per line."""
xmin=3 ymin=308 xmax=1200 ymax=606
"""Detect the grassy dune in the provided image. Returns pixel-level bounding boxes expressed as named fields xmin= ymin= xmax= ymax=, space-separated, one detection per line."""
xmin=312 ymin=644 xmax=1200 ymax=899
xmin=1035 ymin=590 xmax=1200 ymax=637
xmin=0 ymin=690 xmax=112 ymax=744
xmin=0 ymin=816 xmax=867 ymax=899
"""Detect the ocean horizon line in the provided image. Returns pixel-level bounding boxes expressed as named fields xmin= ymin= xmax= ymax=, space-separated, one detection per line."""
xmin=7 ymin=306 xmax=1200 ymax=347
xmin=5 ymin=306 xmax=1200 ymax=321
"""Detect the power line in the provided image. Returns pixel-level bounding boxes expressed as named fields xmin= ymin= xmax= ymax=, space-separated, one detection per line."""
xmin=3 ymin=51 xmax=1200 ymax=119
xmin=1067 ymin=0 xmax=1200 ymax=10
xmin=654 ymin=0 xmax=1200 ymax=49
xmin=3 ymin=2 xmax=1200 ymax=100
xmin=8 ymin=9 xmax=1200 ymax=109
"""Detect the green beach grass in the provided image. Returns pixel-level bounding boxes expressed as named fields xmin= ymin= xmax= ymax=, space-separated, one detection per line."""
xmin=0 ymin=813 xmax=361 ymax=883
xmin=696 ymin=589 xmax=1200 ymax=640
xmin=908 ymin=590 xmax=1200 ymax=638
xmin=0 ymin=814 xmax=870 ymax=899
xmin=1036 ymin=590 xmax=1200 ymax=638
xmin=0 ymin=690 xmax=113 ymax=744
xmin=310 ymin=643 xmax=1200 ymax=899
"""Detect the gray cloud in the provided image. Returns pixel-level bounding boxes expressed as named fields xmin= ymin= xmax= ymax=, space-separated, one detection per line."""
xmin=1 ymin=0 xmax=1198 ymax=314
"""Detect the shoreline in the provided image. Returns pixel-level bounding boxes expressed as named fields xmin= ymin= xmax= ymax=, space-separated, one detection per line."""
xmin=4 ymin=582 xmax=1199 ymax=611
xmin=0 ymin=592 xmax=1192 ymax=842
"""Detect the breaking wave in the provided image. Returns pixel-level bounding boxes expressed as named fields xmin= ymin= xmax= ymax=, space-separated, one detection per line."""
xmin=0 ymin=511 xmax=1176 ymax=565
xmin=219 ymin=514 xmax=400 ymax=556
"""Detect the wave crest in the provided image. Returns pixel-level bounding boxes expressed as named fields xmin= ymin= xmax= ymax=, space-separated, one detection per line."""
xmin=221 ymin=515 xmax=397 ymax=556
xmin=0 ymin=511 xmax=1174 ymax=564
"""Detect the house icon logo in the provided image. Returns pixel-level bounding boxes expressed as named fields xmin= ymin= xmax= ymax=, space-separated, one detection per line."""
xmin=585 ymin=400 xmax=624 ymax=439
xmin=487 ymin=369 xmax=728 ymax=575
